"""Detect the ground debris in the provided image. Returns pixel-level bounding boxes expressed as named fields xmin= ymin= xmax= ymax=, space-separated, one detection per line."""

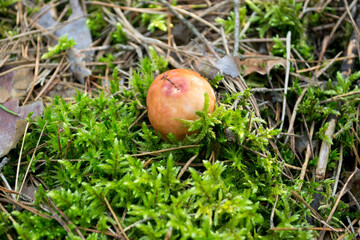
xmin=0 ymin=68 xmax=43 ymax=157
xmin=35 ymin=0 xmax=93 ymax=83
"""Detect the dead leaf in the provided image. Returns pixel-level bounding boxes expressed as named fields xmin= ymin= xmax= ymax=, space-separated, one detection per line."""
xmin=21 ymin=180 xmax=38 ymax=200
xmin=48 ymin=84 xmax=77 ymax=98
xmin=0 ymin=66 xmax=14 ymax=103
xmin=214 ymin=55 xmax=241 ymax=78
xmin=238 ymin=53 xmax=286 ymax=77
xmin=12 ymin=67 xmax=34 ymax=99
xmin=214 ymin=53 xmax=286 ymax=78
xmin=0 ymin=69 xmax=43 ymax=157
xmin=35 ymin=0 xmax=93 ymax=83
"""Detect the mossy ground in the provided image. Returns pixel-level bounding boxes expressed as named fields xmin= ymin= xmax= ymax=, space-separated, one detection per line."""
xmin=1 ymin=1 xmax=360 ymax=239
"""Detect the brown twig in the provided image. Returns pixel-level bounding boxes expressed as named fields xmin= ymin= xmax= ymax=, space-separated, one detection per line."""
xmin=177 ymin=154 xmax=198 ymax=179
xmin=318 ymin=168 xmax=359 ymax=240
xmin=104 ymin=197 xmax=129 ymax=240
xmin=18 ymin=122 xmax=47 ymax=198
xmin=14 ymin=122 xmax=30 ymax=192
xmin=130 ymin=145 xmax=200 ymax=157
xmin=285 ymin=87 xmax=309 ymax=145
xmin=297 ymin=121 xmax=315 ymax=191
xmin=23 ymin=35 xmax=40 ymax=105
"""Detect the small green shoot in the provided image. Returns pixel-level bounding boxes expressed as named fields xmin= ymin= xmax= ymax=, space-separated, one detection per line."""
xmin=41 ymin=34 xmax=76 ymax=59
xmin=0 ymin=103 xmax=19 ymax=116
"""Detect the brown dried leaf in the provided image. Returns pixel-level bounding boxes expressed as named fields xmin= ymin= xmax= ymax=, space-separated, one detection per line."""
xmin=0 ymin=67 xmax=14 ymax=103
xmin=214 ymin=53 xmax=286 ymax=78
xmin=0 ymin=69 xmax=43 ymax=157
xmin=21 ymin=180 xmax=38 ymax=200
xmin=12 ymin=67 xmax=34 ymax=99
xmin=238 ymin=53 xmax=286 ymax=77
xmin=48 ymin=84 xmax=77 ymax=98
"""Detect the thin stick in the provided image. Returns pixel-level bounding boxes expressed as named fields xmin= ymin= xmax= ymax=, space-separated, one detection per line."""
xmin=123 ymin=217 xmax=153 ymax=232
xmin=14 ymin=122 xmax=30 ymax=192
xmin=343 ymin=0 xmax=360 ymax=38
xmin=177 ymin=155 xmax=198 ymax=179
xmin=233 ymin=0 xmax=240 ymax=56
xmin=0 ymin=193 xmax=52 ymax=220
xmin=57 ymin=124 xmax=63 ymax=159
xmin=128 ymin=110 xmax=147 ymax=131
xmin=35 ymin=55 xmax=67 ymax=101
xmin=104 ymin=197 xmax=129 ymax=240
xmin=18 ymin=122 xmax=47 ymax=198
xmin=0 ymin=173 xmax=16 ymax=199
xmin=172 ymin=6 xmax=221 ymax=34
xmin=320 ymin=90 xmax=360 ymax=104
xmin=270 ymin=227 xmax=343 ymax=232
xmin=297 ymin=121 xmax=315 ymax=191
xmin=77 ymin=227 xmax=118 ymax=238
xmin=239 ymin=12 xmax=256 ymax=39
xmin=0 ymin=202 xmax=17 ymax=224
xmin=0 ymin=14 xmax=83 ymax=43
xmin=279 ymin=31 xmax=291 ymax=132
xmin=291 ymin=190 xmax=323 ymax=221
xmin=285 ymin=87 xmax=309 ymax=144
xmin=319 ymin=168 xmax=359 ymax=240
xmin=130 ymin=145 xmax=200 ymax=157
xmin=23 ymin=35 xmax=40 ymax=105
xmin=158 ymin=0 xmax=206 ymax=45
xmin=314 ymin=51 xmax=343 ymax=79
xmin=270 ymin=195 xmax=279 ymax=228
xmin=220 ymin=27 xmax=230 ymax=55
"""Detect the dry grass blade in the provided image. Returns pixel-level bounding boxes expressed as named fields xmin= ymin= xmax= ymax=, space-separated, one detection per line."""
xmin=318 ymin=168 xmax=359 ymax=240
xmin=172 ymin=6 xmax=221 ymax=34
xmin=130 ymin=145 xmax=200 ymax=157
xmin=233 ymin=0 xmax=240 ymax=56
xmin=18 ymin=122 xmax=47 ymax=198
xmin=285 ymin=87 xmax=308 ymax=144
xmin=327 ymin=0 xmax=357 ymax=45
xmin=0 ymin=193 xmax=52 ymax=220
xmin=104 ymin=197 xmax=129 ymax=240
xmin=343 ymin=0 xmax=360 ymax=39
xmin=297 ymin=121 xmax=315 ymax=191
xmin=279 ymin=31 xmax=291 ymax=132
xmin=177 ymin=154 xmax=198 ymax=179
xmin=158 ymin=0 xmax=206 ymax=45
xmin=34 ymin=55 xmax=67 ymax=101
xmin=14 ymin=121 xmax=30 ymax=193
xmin=320 ymin=90 xmax=360 ymax=104
xmin=23 ymin=35 xmax=40 ymax=105
xmin=290 ymin=190 xmax=323 ymax=221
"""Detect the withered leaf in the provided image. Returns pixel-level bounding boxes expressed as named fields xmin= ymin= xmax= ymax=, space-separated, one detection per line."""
xmin=12 ymin=67 xmax=34 ymax=99
xmin=238 ymin=53 xmax=286 ymax=77
xmin=214 ymin=55 xmax=241 ymax=78
xmin=0 ymin=66 xmax=15 ymax=103
xmin=214 ymin=53 xmax=286 ymax=78
xmin=0 ymin=69 xmax=43 ymax=157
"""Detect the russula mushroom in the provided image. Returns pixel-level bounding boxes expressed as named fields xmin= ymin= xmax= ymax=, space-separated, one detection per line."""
xmin=146 ymin=69 xmax=216 ymax=140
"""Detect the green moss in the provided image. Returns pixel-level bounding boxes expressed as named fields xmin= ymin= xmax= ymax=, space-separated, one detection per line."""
xmin=3 ymin=51 xmax=321 ymax=239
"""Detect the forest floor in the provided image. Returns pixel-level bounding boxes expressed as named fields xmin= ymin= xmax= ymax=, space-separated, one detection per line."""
xmin=1 ymin=0 xmax=360 ymax=239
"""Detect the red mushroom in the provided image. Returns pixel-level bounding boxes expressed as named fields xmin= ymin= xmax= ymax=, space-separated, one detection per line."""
xmin=146 ymin=69 xmax=216 ymax=140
